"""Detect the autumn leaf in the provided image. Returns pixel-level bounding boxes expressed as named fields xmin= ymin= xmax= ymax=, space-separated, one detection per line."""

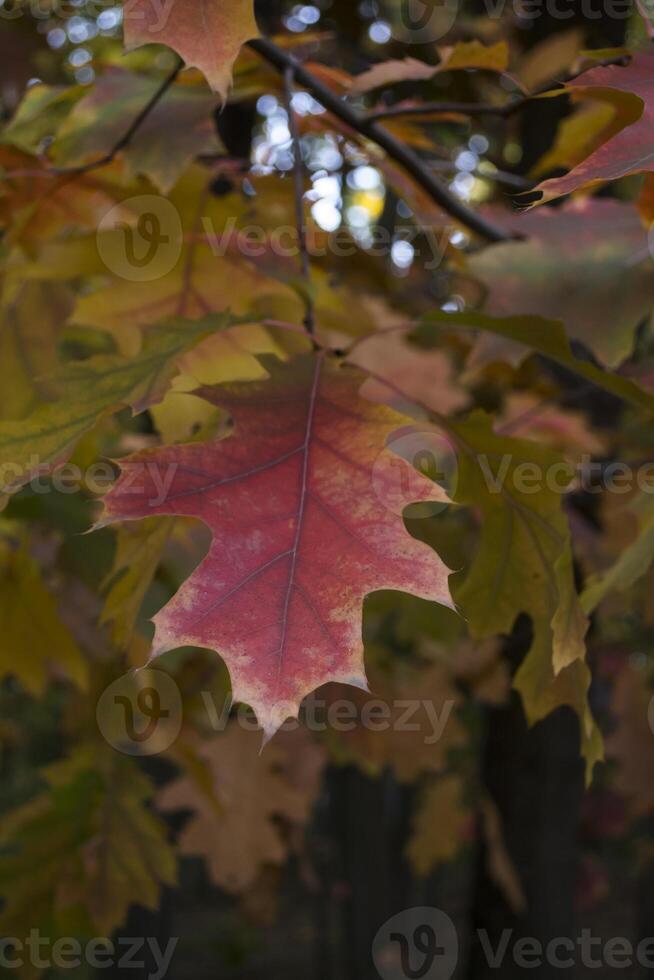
xmin=582 ymin=493 xmax=654 ymax=614
xmin=123 ymin=0 xmax=259 ymax=99
xmin=0 ymin=314 xmax=232 ymax=499
xmin=0 ymin=531 xmax=87 ymax=696
xmin=445 ymin=411 xmax=601 ymax=778
xmin=350 ymin=41 xmax=509 ymax=94
xmin=468 ymin=199 xmax=654 ymax=367
xmin=158 ymin=725 xmax=324 ymax=891
xmin=517 ymin=28 xmax=583 ymax=92
xmin=322 ymin=662 xmax=467 ymax=781
xmin=530 ymin=100 xmax=617 ymax=179
xmin=350 ymin=329 xmax=469 ymax=417
xmin=50 ymin=69 xmax=222 ymax=193
xmin=531 ymin=52 xmax=654 ymax=205
xmin=496 ymin=393 xmax=606 ymax=456
xmin=406 ymin=774 xmax=472 ymax=874
xmin=71 ymin=169 xmax=305 ymax=355
xmin=101 ymin=517 xmax=177 ymax=648
xmin=97 ymin=352 xmax=453 ymax=737
xmin=0 ymin=281 xmax=73 ymax=420
xmin=417 ymin=310 xmax=654 ymax=413
xmin=0 ymin=744 xmax=176 ymax=938
xmin=2 ymin=82 xmax=84 ymax=154
xmin=0 ymin=147 xmax=136 ymax=251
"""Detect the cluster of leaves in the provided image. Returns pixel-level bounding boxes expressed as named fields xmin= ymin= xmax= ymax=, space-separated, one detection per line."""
xmin=1 ymin=0 xmax=654 ymax=958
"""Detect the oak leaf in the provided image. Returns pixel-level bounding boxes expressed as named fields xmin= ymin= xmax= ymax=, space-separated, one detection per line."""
xmin=123 ymin=0 xmax=259 ymax=99
xmin=98 ymin=352 xmax=453 ymax=737
xmin=50 ymin=69 xmax=222 ymax=192
xmin=0 ymin=532 xmax=87 ymax=696
xmin=417 ymin=311 xmax=654 ymax=413
xmin=406 ymin=775 xmax=472 ymax=874
xmin=101 ymin=517 xmax=177 ymax=648
xmin=350 ymin=41 xmax=509 ymax=94
xmin=446 ymin=411 xmax=601 ymax=778
xmin=158 ymin=725 xmax=324 ymax=891
xmin=582 ymin=493 xmax=654 ymax=614
xmin=0 ymin=744 xmax=176 ymax=937
xmin=469 ymin=199 xmax=654 ymax=367
xmin=0 ymin=314 xmax=231 ymax=499
xmin=532 ymin=53 xmax=654 ymax=204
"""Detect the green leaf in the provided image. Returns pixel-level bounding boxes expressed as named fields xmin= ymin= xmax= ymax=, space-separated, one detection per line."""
xmin=581 ymin=493 xmax=654 ymax=613
xmin=2 ymin=84 xmax=84 ymax=155
xmin=0 ymin=744 xmax=176 ymax=939
xmin=0 ymin=532 xmax=87 ymax=696
xmin=416 ymin=310 xmax=654 ymax=414
xmin=0 ymin=313 xmax=233 ymax=501
xmin=51 ymin=70 xmax=222 ymax=193
xmin=448 ymin=411 xmax=602 ymax=780
xmin=101 ymin=517 xmax=176 ymax=648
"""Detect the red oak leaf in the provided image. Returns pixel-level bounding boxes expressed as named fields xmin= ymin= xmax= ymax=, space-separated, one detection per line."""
xmin=123 ymin=0 xmax=258 ymax=99
xmin=532 ymin=53 xmax=654 ymax=204
xmin=98 ymin=352 xmax=452 ymax=736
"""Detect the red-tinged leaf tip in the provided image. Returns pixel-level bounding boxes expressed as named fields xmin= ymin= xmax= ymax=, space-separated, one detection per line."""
xmin=531 ymin=52 xmax=654 ymax=204
xmin=123 ymin=0 xmax=259 ymax=100
xmin=98 ymin=352 xmax=453 ymax=738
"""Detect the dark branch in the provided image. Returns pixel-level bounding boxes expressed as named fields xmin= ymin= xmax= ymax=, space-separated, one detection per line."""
xmin=284 ymin=64 xmax=316 ymax=337
xmin=366 ymin=54 xmax=632 ymax=123
xmin=247 ymin=37 xmax=514 ymax=244
xmin=366 ymin=100 xmax=522 ymax=122
xmin=52 ymin=59 xmax=183 ymax=177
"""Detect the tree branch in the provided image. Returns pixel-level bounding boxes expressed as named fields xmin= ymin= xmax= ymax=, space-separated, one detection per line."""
xmin=247 ymin=37 xmax=514 ymax=244
xmin=284 ymin=64 xmax=316 ymax=336
xmin=366 ymin=100 xmax=522 ymax=122
xmin=366 ymin=54 xmax=631 ymax=123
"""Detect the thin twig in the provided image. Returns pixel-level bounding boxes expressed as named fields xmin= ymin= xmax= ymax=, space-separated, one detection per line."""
xmin=284 ymin=64 xmax=316 ymax=336
xmin=52 ymin=59 xmax=184 ymax=176
xmin=428 ymin=159 xmax=533 ymax=190
xmin=367 ymin=100 xmax=521 ymax=122
xmin=366 ymin=54 xmax=631 ymax=124
xmin=247 ymin=37 xmax=514 ymax=244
